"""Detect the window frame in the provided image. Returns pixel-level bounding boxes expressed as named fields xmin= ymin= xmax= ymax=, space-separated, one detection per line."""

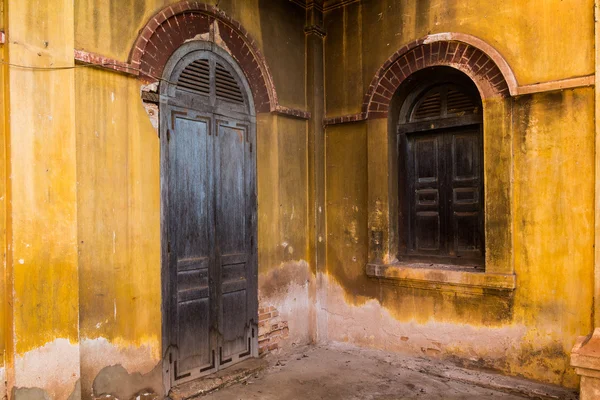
xmin=397 ymin=82 xmax=485 ymax=268
xmin=364 ymin=66 xmax=516 ymax=292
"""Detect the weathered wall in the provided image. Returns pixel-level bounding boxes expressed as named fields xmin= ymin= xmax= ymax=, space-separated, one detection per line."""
xmin=72 ymin=1 xmax=310 ymax=398
xmin=75 ymin=67 xmax=163 ymax=399
xmin=4 ymin=0 xmax=81 ymax=398
xmin=74 ymin=0 xmax=306 ymax=109
xmin=323 ymin=0 xmax=595 ymax=388
xmin=324 ymin=0 xmax=594 ymax=116
xmin=256 ymin=113 xmax=310 ymax=353
xmin=0 ymin=0 xmax=7 ymax=398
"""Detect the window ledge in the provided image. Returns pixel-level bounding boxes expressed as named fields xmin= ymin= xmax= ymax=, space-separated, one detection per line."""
xmin=365 ymin=262 xmax=516 ymax=293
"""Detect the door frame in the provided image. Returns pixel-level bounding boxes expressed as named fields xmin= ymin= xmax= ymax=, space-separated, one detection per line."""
xmin=159 ymin=41 xmax=258 ymax=393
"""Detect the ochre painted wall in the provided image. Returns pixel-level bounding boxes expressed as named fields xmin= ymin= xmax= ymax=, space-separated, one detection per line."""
xmin=323 ymin=0 xmax=595 ymax=388
xmin=0 ymin=0 xmax=8 ymax=397
xmin=324 ymin=0 xmax=594 ymax=116
xmin=71 ymin=1 xmax=311 ymax=398
xmin=75 ymin=67 xmax=163 ymax=398
xmin=1 ymin=0 xmax=596 ymax=397
xmin=4 ymin=0 xmax=81 ymax=398
xmin=74 ymin=0 xmax=307 ymax=110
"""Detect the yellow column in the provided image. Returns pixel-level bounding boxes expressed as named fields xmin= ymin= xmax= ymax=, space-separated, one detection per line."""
xmin=0 ymin=0 xmax=8 ymax=398
xmin=571 ymin=3 xmax=600 ymax=399
xmin=4 ymin=1 xmax=80 ymax=399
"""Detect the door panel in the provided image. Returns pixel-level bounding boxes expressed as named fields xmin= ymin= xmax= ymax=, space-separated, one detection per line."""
xmin=408 ymin=134 xmax=444 ymax=255
xmin=405 ymin=126 xmax=483 ymax=263
xmin=163 ymin=50 xmax=257 ymax=390
xmin=215 ymin=120 xmax=253 ymax=363
xmin=168 ymin=115 xmax=214 ymax=381
xmin=448 ymin=128 xmax=483 ymax=258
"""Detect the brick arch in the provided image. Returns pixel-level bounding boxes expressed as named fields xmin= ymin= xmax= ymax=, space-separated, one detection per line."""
xmin=364 ymin=33 xmax=516 ymax=119
xmin=129 ymin=1 xmax=277 ymax=113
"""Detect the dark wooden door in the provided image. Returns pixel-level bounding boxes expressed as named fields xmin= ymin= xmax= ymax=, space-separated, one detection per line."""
xmin=162 ymin=49 xmax=257 ymax=387
xmin=405 ymin=126 xmax=484 ymax=264
xmin=166 ymin=111 xmax=216 ymax=382
xmin=214 ymin=119 xmax=255 ymax=366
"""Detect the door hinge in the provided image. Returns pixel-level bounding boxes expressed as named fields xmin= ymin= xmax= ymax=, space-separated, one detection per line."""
xmin=167 ymin=129 xmax=171 ymax=141
xmin=168 ymin=241 xmax=171 ymax=254
xmin=249 ymin=142 xmax=253 ymax=152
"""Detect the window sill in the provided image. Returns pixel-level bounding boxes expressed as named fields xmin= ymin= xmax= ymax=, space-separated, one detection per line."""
xmin=365 ymin=262 xmax=516 ymax=293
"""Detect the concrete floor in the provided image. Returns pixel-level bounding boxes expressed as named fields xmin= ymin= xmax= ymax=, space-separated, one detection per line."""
xmin=202 ymin=344 xmax=553 ymax=400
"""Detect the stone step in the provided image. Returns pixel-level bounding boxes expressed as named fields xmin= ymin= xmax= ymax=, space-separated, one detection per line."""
xmin=168 ymin=358 xmax=268 ymax=400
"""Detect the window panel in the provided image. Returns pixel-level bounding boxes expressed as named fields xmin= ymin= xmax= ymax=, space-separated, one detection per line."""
xmin=400 ymin=82 xmax=484 ymax=266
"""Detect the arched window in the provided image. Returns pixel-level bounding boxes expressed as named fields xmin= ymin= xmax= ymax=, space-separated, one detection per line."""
xmin=397 ymin=73 xmax=484 ymax=267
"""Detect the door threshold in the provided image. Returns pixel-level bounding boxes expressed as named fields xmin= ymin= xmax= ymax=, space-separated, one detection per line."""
xmin=169 ymin=357 xmax=267 ymax=400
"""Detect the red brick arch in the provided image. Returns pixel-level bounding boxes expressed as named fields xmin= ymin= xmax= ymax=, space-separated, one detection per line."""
xmin=363 ymin=33 xmax=516 ymax=120
xmin=129 ymin=1 xmax=278 ymax=113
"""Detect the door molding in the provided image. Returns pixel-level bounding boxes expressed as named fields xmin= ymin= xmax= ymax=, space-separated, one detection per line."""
xmin=160 ymin=40 xmax=258 ymax=393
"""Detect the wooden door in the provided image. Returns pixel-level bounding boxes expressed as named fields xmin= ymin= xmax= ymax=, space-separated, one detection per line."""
xmin=165 ymin=111 xmax=217 ymax=382
xmin=405 ymin=126 xmax=484 ymax=264
xmin=214 ymin=119 xmax=255 ymax=367
xmin=162 ymin=48 xmax=257 ymax=388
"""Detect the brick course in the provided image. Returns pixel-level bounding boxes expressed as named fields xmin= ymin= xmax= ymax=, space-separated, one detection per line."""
xmin=258 ymin=305 xmax=289 ymax=355
xmin=324 ymin=38 xmax=511 ymax=126
xmin=129 ymin=1 xmax=277 ymax=113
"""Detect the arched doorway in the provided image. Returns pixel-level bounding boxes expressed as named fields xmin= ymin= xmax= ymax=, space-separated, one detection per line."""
xmin=160 ymin=42 xmax=258 ymax=388
xmin=396 ymin=67 xmax=485 ymax=268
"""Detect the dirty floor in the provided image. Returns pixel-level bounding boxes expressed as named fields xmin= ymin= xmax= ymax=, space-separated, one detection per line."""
xmin=201 ymin=343 xmax=563 ymax=400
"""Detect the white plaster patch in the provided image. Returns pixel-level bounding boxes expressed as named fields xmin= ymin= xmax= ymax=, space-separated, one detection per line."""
xmin=80 ymin=336 xmax=160 ymax=377
xmin=186 ymin=21 xmax=231 ymax=55
xmin=14 ymin=338 xmax=80 ymax=400
xmin=80 ymin=336 xmax=161 ymax=398
xmin=321 ymin=275 xmax=528 ymax=365
xmin=423 ymin=32 xmax=454 ymax=44
xmin=259 ymin=260 xmax=313 ymax=347
xmin=0 ymin=367 xmax=6 ymax=399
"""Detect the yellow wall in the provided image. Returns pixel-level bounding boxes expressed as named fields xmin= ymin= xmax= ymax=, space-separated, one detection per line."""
xmin=1 ymin=0 xmax=596 ymax=396
xmin=74 ymin=0 xmax=307 ymax=110
xmin=323 ymin=0 xmax=595 ymax=387
xmin=4 ymin=0 xmax=80 ymax=398
xmin=71 ymin=1 xmax=310 ymax=397
xmin=0 ymin=0 xmax=7 ymax=396
xmin=324 ymin=0 xmax=594 ymax=116
xmin=75 ymin=67 xmax=162 ymax=397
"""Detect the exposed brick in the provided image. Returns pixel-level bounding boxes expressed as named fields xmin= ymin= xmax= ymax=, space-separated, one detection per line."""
xmin=369 ymin=111 xmax=388 ymax=119
xmin=259 ymin=313 xmax=271 ymax=321
xmin=379 ymin=76 xmax=395 ymax=93
xmin=445 ymin=42 xmax=458 ymax=60
xmin=438 ymin=42 xmax=449 ymax=61
xmin=128 ymin=3 xmax=278 ymax=113
xmin=452 ymin=43 xmax=468 ymax=64
xmin=372 ymin=93 xmax=390 ymax=105
xmin=461 ymin=46 xmax=477 ymax=65
xmin=405 ymin=51 xmax=417 ymax=73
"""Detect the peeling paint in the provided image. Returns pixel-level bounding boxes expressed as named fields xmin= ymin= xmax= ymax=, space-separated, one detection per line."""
xmin=80 ymin=336 xmax=161 ymax=399
xmin=14 ymin=339 xmax=80 ymax=400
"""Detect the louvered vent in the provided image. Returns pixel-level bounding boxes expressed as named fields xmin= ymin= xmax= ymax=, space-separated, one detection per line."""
xmin=447 ymin=88 xmax=477 ymax=115
xmin=215 ymin=62 xmax=244 ymax=104
xmin=412 ymin=90 xmax=442 ymax=121
xmin=411 ymin=85 xmax=479 ymax=122
xmin=177 ymin=59 xmax=210 ymax=96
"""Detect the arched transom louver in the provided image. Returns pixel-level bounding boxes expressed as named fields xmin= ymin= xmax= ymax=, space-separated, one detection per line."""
xmin=176 ymin=59 xmax=245 ymax=105
xmin=410 ymin=84 xmax=479 ymax=122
